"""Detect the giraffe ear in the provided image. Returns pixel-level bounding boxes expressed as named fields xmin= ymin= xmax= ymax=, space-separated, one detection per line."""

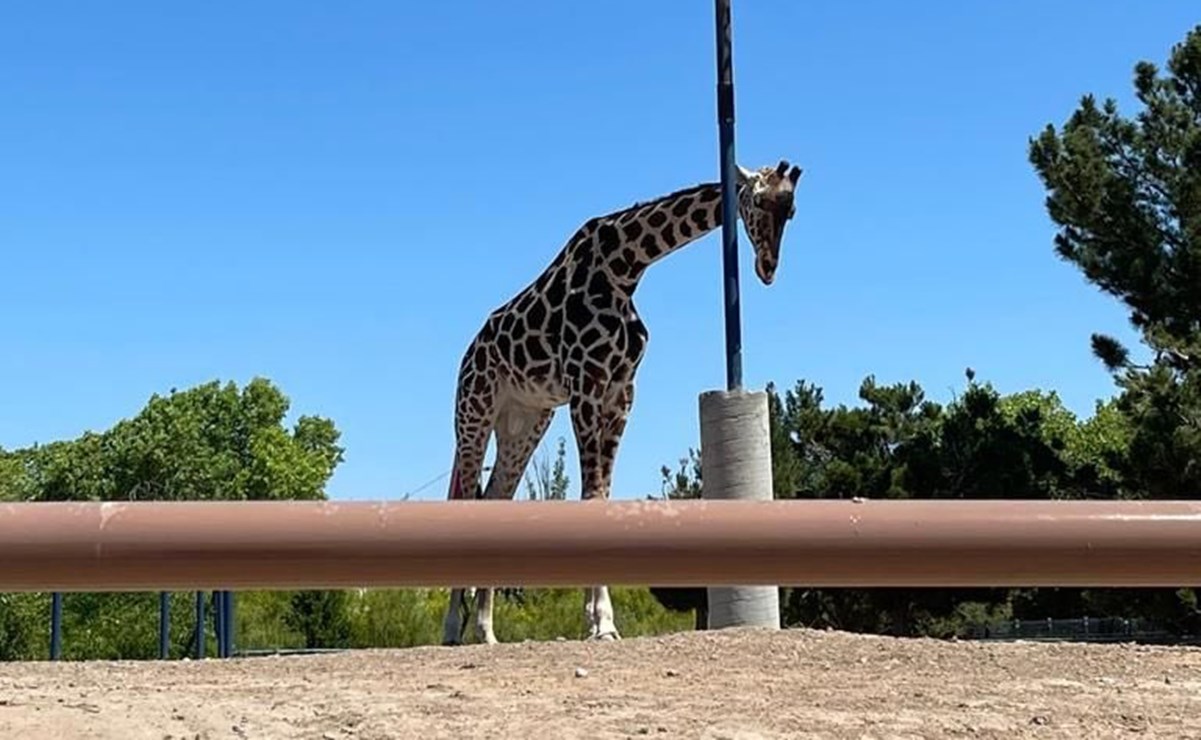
xmin=735 ymin=165 xmax=755 ymax=185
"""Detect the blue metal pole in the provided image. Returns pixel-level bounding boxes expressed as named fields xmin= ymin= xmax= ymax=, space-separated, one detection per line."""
xmin=714 ymin=0 xmax=742 ymax=392
xmin=49 ymin=592 xmax=63 ymax=661
xmin=223 ymin=591 xmax=235 ymax=658
xmin=214 ymin=591 xmax=226 ymax=658
xmin=194 ymin=590 xmax=205 ymax=659
xmin=158 ymin=591 xmax=170 ymax=659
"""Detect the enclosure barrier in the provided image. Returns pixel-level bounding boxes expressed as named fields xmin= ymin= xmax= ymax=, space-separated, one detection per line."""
xmin=2 ymin=499 xmax=1200 ymax=592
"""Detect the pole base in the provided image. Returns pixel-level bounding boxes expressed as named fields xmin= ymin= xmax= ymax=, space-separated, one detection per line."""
xmin=699 ymin=389 xmax=781 ymax=630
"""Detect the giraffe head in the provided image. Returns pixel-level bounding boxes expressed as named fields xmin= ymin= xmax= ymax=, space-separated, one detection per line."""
xmin=736 ymin=160 xmax=803 ymax=285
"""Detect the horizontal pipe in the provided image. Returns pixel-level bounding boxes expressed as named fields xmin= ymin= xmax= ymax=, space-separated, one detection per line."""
xmin=0 ymin=499 xmax=1199 ymax=591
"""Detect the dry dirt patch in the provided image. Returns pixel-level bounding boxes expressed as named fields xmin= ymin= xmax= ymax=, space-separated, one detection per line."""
xmin=1 ymin=628 xmax=1199 ymax=739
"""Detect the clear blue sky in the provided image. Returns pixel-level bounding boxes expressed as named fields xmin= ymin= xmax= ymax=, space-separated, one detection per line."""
xmin=2 ymin=2 xmax=1195 ymax=501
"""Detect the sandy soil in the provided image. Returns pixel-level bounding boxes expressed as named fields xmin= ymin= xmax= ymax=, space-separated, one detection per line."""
xmin=1 ymin=628 xmax=1199 ymax=739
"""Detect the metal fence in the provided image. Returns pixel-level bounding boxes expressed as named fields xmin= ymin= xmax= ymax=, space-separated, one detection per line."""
xmin=47 ymin=590 xmax=235 ymax=661
xmin=965 ymin=616 xmax=1199 ymax=645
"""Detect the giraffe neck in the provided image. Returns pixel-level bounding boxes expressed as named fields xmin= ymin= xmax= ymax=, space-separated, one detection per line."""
xmin=570 ymin=181 xmax=731 ymax=290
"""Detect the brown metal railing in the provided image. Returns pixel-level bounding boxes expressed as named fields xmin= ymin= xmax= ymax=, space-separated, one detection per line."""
xmin=2 ymin=498 xmax=1199 ymax=592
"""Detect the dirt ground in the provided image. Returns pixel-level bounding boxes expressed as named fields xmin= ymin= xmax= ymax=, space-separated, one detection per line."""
xmin=1 ymin=628 xmax=1199 ymax=739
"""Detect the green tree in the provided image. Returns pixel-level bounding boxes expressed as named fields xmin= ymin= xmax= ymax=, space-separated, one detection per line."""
xmin=1028 ymin=22 xmax=1201 ymax=501
xmin=772 ymin=375 xmax=940 ymax=501
xmin=1028 ymin=24 xmax=1201 ymax=635
xmin=0 ymin=594 xmax=44 ymax=660
xmin=1 ymin=378 xmax=348 ymax=660
xmin=284 ymin=590 xmax=352 ymax=649
xmin=1108 ymin=366 xmax=1201 ymax=500
xmin=1060 ymin=397 xmax=1132 ymax=499
xmin=671 ymin=372 xmax=1130 ymax=637
xmin=776 ymin=374 xmax=1019 ymax=636
xmin=1029 ymin=24 xmax=1201 ymax=373
xmin=900 ymin=379 xmax=1073 ymax=501
xmin=0 ymin=447 xmax=27 ymax=501
xmin=20 ymin=377 xmax=343 ymax=502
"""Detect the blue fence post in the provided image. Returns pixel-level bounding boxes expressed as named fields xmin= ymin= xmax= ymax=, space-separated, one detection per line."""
xmin=216 ymin=591 xmax=235 ymax=658
xmin=194 ymin=591 xmax=206 ymax=659
xmin=214 ymin=591 xmax=226 ymax=658
xmin=158 ymin=592 xmax=171 ymax=659
xmin=224 ymin=591 xmax=235 ymax=658
xmin=49 ymin=592 xmax=63 ymax=661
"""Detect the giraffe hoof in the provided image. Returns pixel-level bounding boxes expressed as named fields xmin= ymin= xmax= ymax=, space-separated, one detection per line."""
xmin=589 ymin=630 xmax=621 ymax=642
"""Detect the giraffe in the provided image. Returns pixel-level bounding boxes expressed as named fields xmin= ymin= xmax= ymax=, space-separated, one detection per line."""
xmin=441 ymin=159 xmax=804 ymax=646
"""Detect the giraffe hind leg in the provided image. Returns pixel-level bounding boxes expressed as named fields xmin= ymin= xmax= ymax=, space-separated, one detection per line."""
xmin=442 ymin=449 xmax=483 ymax=644
xmin=586 ymin=586 xmax=619 ymax=641
xmin=470 ymin=405 xmax=555 ymax=645
xmin=441 ymin=397 xmax=493 ymax=646
xmin=569 ymin=386 xmax=634 ymax=641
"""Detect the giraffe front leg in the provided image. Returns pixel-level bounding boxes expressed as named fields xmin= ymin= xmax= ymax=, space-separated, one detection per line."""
xmin=442 ymin=587 xmax=476 ymax=645
xmin=586 ymin=586 xmax=619 ymax=641
xmin=570 ymin=386 xmax=632 ymax=642
xmin=473 ymin=587 xmax=499 ymax=645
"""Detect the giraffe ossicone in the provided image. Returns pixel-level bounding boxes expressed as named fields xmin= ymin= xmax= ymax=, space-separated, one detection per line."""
xmin=441 ymin=159 xmax=804 ymax=646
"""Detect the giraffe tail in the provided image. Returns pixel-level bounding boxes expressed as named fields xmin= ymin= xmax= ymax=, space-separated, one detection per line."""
xmin=446 ymin=451 xmax=482 ymax=500
xmin=447 ymin=454 xmax=466 ymax=500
